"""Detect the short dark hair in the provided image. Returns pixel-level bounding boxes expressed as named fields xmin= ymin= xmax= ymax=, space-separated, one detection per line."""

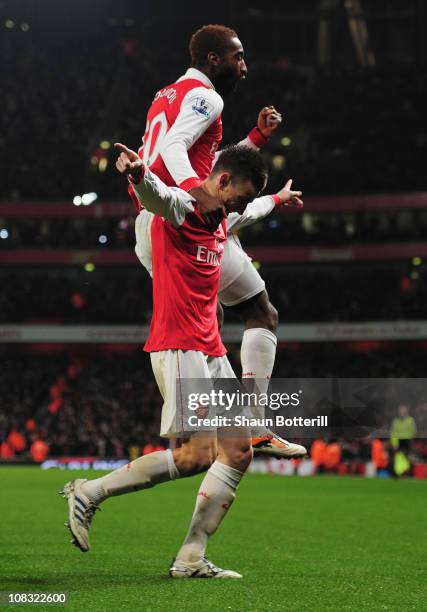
xmin=189 ymin=24 xmax=238 ymax=67
xmin=213 ymin=145 xmax=268 ymax=193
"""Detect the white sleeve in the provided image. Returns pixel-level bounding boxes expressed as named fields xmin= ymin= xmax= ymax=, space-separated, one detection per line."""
xmin=236 ymin=136 xmax=259 ymax=150
xmin=226 ymin=196 xmax=276 ymax=232
xmin=160 ymin=87 xmax=224 ymax=188
xmin=131 ymin=168 xmax=195 ymax=228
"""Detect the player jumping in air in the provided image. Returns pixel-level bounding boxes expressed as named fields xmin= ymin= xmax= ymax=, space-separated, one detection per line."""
xmin=61 ymin=144 xmax=303 ymax=578
xmin=128 ymin=24 xmax=306 ymax=459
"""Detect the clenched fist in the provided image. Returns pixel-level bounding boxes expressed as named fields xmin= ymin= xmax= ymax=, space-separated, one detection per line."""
xmin=257 ymin=105 xmax=283 ymax=139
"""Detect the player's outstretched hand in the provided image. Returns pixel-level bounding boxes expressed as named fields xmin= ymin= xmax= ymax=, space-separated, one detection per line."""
xmin=258 ymin=106 xmax=283 ymax=139
xmin=276 ymin=179 xmax=303 ymax=208
xmin=114 ymin=143 xmax=144 ymax=183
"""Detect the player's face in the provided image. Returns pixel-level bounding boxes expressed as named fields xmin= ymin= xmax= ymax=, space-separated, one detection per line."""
xmin=215 ymin=37 xmax=247 ymax=96
xmin=218 ymin=176 xmax=259 ymax=214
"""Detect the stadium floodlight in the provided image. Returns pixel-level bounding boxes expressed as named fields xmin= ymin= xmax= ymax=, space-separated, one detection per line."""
xmin=0 ymin=229 xmax=8 ymax=239
xmin=81 ymin=192 xmax=98 ymax=206
xmin=272 ymin=154 xmax=286 ymax=170
xmin=346 ymin=222 xmax=356 ymax=235
xmin=99 ymin=158 xmax=108 ymax=172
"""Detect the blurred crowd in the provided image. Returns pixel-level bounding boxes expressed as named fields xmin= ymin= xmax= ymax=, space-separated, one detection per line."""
xmin=1 ymin=347 xmax=427 ymax=463
xmin=265 ymin=264 xmax=427 ymax=322
xmin=0 ymin=351 xmax=163 ymax=461
xmin=0 ymin=217 xmax=136 ymax=250
xmin=2 ymin=24 xmax=427 ymax=202
xmin=2 ymin=207 xmax=427 ymax=249
xmin=0 ymin=268 xmax=152 ymax=324
xmin=1 ymin=263 xmax=426 ymax=324
xmin=307 ymin=436 xmax=427 ymax=477
xmin=241 ymin=208 xmax=427 ymax=246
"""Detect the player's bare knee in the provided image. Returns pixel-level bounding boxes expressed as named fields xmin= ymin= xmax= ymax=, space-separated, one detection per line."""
xmin=266 ymin=301 xmax=279 ymax=332
xmin=191 ymin=446 xmax=216 ymax=473
xmin=173 ymin=439 xmax=215 ymax=476
xmin=219 ymin=442 xmax=253 ymax=473
xmin=258 ymin=292 xmax=279 ymax=332
xmin=174 ymin=451 xmax=211 ymax=476
xmin=233 ymin=290 xmax=278 ymax=333
xmin=248 ymin=298 xmax=278 ymax=332
xmin=236 ymin=444 xmax=253 ymax=471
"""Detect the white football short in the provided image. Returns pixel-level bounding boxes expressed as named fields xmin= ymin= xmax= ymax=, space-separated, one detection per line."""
xmin=135 ymin=209 xmax=265 ymax=306
xmin=217 ymin=234 xmax=265 ymax=306
xmin=150 ymin=349 xmax=236 ymax=438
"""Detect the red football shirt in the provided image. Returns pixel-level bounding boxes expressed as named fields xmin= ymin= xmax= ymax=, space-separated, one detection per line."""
xmin=131 ymin=168 xmax=227 ymax=356
xmin=144 ymin=211 xmax=227 ymax=357
xmin=129 ymin=69 xmax=223 ymax=211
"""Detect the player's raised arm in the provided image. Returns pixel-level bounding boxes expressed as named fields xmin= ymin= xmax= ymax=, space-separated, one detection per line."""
xmin=240 ymin=105 xmax=283 ymax=149
xmin=226 ymin=179 xmax=303 ymax=232
xmin=115 ymin=143 xmax=194 ymax=227
xmin=213 ymin=105 xmax=283 ymax=168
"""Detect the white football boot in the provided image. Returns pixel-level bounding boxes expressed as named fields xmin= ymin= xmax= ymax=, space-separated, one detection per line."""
xmin=169 ymin=557 xmax=242 ymax=579
xmin=252 ymin=431 xmax=307 ymax=459
xmin=59 ymin=479 xmax=100 ymax=552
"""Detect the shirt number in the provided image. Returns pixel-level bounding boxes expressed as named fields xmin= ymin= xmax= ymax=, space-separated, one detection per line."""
xmin=142 ymin=111 xmax=168 ymax=167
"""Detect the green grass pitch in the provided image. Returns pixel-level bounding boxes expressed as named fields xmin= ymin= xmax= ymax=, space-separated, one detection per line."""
xmin=1 ymin=468 xmax=426 ymax=611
